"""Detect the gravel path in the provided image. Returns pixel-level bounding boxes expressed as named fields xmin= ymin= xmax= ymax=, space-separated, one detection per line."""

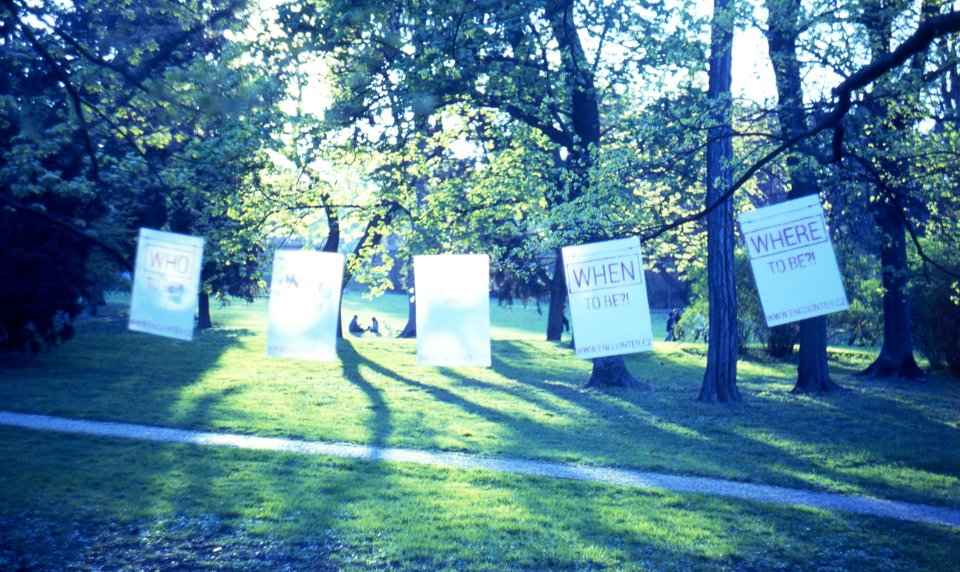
xmin=2 ymin=410 xmax=958 ymax=528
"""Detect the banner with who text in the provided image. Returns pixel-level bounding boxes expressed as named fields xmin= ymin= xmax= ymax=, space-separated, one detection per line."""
xmin=128 ymin=228 xmax=204 ymax=341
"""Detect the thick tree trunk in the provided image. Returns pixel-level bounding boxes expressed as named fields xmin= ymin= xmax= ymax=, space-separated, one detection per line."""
xmin=197 ymin=290 xmax=213 ymax=330
xmin=335 ymin=301 xmax=344 ymax=339
xmin=862 ymin=203 xmax=925 ymax=379
xmin=766 ymin=0 xmax=840 ymax=393
xmin=546 ymin=249 xmax=567 ymax=341
xmin=793 ymin=316 xmax=842 ymax=393
xmin=397 ymin=297 xmax=416 ymax=338
xmin=585 ymin=355 xmax=650 ymax=390
xmin=398 ymin=265 xmax=416 ymax=338
xmin=699 ymin=0 xmax=740 ymax=403
xmin=85 ymin=286 xmax=105 ymax=317
xmin=699 ymin=221 xmax=740 ymax=402
xmin=322 ymin=204 xmax=343 ymax=339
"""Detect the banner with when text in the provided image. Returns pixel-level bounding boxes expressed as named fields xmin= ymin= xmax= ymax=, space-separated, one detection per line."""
xmin=415 ymin=254 xmax=491 ymax=367
xmin=267 ymin=250 xmax=345 ymax=361
xmin=563 ymin=237 xmax=654 ymax=360
xmin=739 ymin=195 xmax=849 ymax=327
xmin=128 ymin=228 xmax=204 ymax=341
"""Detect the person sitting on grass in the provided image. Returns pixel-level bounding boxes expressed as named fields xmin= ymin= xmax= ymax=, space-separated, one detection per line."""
xmin=367 ymin=316 xmax=380 ymax=336
xmin=348 ymin=315 xmax=364 ymax=335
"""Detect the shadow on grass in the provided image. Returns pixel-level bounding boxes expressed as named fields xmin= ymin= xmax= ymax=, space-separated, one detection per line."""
xmin=338 ymin=339 xmax=392 ymax=448
xmin=0 ymin=310 xmax=251 ymax=427
xmin=3 ymin=425 xmax=956 ymax=571
xmin=342 ymin=339 xmax=517 ymax=430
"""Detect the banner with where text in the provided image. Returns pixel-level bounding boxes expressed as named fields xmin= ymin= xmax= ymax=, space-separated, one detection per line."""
xmin=739 ymin=195 xmax=849 ymax=327
xmin=266 ymin=250 xmax=345 ymax=361
xmin=128 ymin=228 xmax=204 ymax=341
xmin=415 ymin=254 xmax=491 ymax=367
xmin=563 ymin=237 xmax=654 ymax=360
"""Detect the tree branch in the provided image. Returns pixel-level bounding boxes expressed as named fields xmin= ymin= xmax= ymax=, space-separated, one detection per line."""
xmin=3 ymin=0 xmax=100 ymax=178
xmin=639 ymin=11 xmax=960 ymax=243
xmin=0 ymin=193 xmax=133 ymax=271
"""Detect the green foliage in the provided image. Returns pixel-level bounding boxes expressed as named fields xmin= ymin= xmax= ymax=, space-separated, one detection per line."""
xmin=0 ymin=212 xmax=87 ymax=351
xmin=833 ymin=251 xmax=883 ymax=347
xmin=1 ymin=0 xmax=279 ymax=345
xmin=676 ymin=246 xmax=768 ymax=351
xmin=274 ymin=0 xmax=709 ymax=309
xmin=911 ymin=240 xmax=960 ymax=374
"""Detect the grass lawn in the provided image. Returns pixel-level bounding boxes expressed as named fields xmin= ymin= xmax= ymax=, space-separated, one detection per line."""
xmin=1 ymin=292 xmax=958 ymax=570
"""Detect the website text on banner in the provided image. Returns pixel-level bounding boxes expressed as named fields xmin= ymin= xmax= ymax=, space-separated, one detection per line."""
xmin=738 ymin=195 xmax=849 ymax=327
xmin=563 ymin=237 xmax=654 ymax=360
xmin=415 ymin=254 xmax=491 ymax=367
xmin=128 ymin=228 xmax=204 ymax=341
xmin=267 ymin=250 xmax=345 ymax=361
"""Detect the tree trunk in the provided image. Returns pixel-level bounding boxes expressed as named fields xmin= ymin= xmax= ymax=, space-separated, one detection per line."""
xmin=793 ymin=316 xmax=842 ymax=393
xmin=699 ymin=0 xmax=740 ymax=403
xmin=397 ymin=294 xmax=417 ymax=338
xmin=398 ymin=265 xmax=416 ymax=338
xmin=85 ymin=286 xmax=105 ymax=317
xmin=699 ymin=225 xmax=740 ymax=402
xmin=547 ymin=0 xmax=647 ymax=389
xmin=197 ymin=290 xmax=213 ymax=330
xmin=335 ymin=301 xmax=344 ymax=339
xmin=321 ymin=202 xmax=343 ymax=339
xmin=585 ymin=355 xmax=650 ymax=390
xmin=861 ymin=202 xmax=925 ymax=379
xmin=546 ymin=249 xmax=567 ymax=341
xmin=765 ymin=0 xmax=840 ymax=393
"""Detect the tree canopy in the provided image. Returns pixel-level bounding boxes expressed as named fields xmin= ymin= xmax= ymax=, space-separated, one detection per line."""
xmin=2 ymin=0 xmax=959 ymax=392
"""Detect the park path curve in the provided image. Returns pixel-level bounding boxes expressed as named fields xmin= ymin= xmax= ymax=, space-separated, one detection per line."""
xmin=1 ymin=410 xmax=958 ymax=528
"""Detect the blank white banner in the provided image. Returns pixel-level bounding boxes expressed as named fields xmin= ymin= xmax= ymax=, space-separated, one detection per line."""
xmin=739 ymin=195 xmax=849 ymax=327
xmin=128 ymin=228 xmax=204 ymax=341
xmin=267 ymin=250 xmax=345 ymax=361
xmin=415 ymin=254 xmax=491 ymax=367
xmin=563 ymin=237 xmax=654 ymax=360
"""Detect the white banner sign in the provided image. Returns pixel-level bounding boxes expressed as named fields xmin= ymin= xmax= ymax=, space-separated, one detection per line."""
xmin=415 ymin=254 xmax=491 ymax=367
xmin=563 ymin=237 xmax=654 ymax=360
xmin=128 ymin=228 xmax=204 ymax=341
xmin=267 ymin=250 xmax=345 ymax=361
xmin=739 ymin=195 xmax=849 ymax=327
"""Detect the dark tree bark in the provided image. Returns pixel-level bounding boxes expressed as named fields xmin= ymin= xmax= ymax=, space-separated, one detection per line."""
xmin=699 ymin=0 xmax=740 ymax=403
xmin=586 ymin=355 xmax=650 ymax=390
xmin=861 ymin=201 xmax=925 ymax=379
xmin=196 ymin=290 xmax=212 ymax=330
xmin=546 ymin=249 xmax=567 ymax=341
xmin=856 ymin=4 xmax=926 ymax=381
xmin=321 ymin=202 xmax=343 ymax=339
xmin=548 ymin=0 xmax=641 ymax=388
xmin=85 ymin=286 xmax=105 ymax=317
xmin=793 ymin=316 xmax=843 ymax=392
xmin=765 ymin=0 xmax=840 ymax=393
xmin=397 ymin=285 xmax=417 ymax=339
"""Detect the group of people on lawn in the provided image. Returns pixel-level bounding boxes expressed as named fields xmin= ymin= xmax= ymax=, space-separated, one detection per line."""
xmin=350 ymin=308 xmax=699 ymax=342
xmin=348 ymin=314 xmax=380 ymax=336
xmin=665 ymin=307 xmax=707 ymax=343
